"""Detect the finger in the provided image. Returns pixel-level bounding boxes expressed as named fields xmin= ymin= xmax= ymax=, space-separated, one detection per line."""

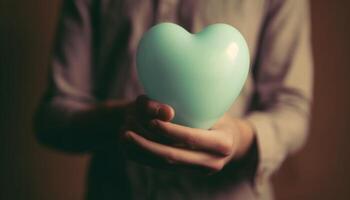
xmin=135 ymin=95 xmax=175 ymax=121
xmin=125 ymin=116 xmax=151 ymax=138
xmin=122 ymin=135 xmax=170 ymax=169
xmin=125 ymin=131 xmax=224 ymax=172
xmin=124 ymin=116 xmax=173 ymax=145
xmin=149 ymin=120 xmax=234 ymax=156
xmin=123 ymin=139 xmax=212 ymax=175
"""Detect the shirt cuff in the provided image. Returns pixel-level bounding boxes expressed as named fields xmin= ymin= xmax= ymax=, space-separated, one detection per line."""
xmin=245 ymin=112 xmax=287 ymax=194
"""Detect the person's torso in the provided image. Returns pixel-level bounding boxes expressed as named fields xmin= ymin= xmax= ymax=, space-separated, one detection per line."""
xmin=87 ymin=0 xmax=270 ymax=199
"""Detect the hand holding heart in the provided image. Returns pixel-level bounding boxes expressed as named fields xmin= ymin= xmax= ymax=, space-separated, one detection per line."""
xmin=120 ymin=23 xmax=254 ymax=173
xmin=120 ymin=95 xmax=250 ymax=174
xmin=137 ymin=23 xmax=250 ymax=129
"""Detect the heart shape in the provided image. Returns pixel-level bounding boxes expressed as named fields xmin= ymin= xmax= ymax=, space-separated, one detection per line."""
xmin=136 ymin=23 xmax=250 ymax=129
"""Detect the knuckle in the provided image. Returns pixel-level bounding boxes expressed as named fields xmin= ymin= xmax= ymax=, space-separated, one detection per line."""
xmin=146 ymin=101 xmax=160 ymax=116
xmin=153 ymin=120 xmax=167 ymax=132
xmin=145 ymin=100 xmax=153 ymax=109
xmin=150 ymin=119 xmax=160 ymax=129
xmin=164 ymin=150 xmax=178 ymax=165
xmin=183 ymin=134 xmax=196 ymax=149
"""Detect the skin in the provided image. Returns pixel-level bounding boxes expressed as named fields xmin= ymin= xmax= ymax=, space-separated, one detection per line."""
xmin=35 ymin=95 xmax=255 ymax=174
xmin=121 ymin=95 xmax=255 ymax=174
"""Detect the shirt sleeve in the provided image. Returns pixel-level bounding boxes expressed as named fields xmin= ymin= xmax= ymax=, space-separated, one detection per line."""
xmin=245 ymin=0 xmax=313 ymax=189
xmin=44 ymin=0 xmax=96 ymax=113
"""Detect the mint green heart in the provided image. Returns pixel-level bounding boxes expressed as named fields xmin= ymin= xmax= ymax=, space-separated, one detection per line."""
xmin=136 ymin=23 xmax=250 ymax=129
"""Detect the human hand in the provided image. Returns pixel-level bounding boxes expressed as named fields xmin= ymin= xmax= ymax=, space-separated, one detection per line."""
xmin=120 ymin=95 xmax=254 ymax=174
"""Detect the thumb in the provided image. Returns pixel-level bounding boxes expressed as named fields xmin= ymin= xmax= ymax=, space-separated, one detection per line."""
xmin=157 ymin=104 xmax=175 ymax=122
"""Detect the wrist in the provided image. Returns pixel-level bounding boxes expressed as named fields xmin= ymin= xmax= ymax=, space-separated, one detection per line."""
xmin=79 ymin=99 xmax=132 ymax=151
xmin=233 ymin=119 xmax=255 ymax=160
xmin=101 ymin=99 xmax=133 ymax=128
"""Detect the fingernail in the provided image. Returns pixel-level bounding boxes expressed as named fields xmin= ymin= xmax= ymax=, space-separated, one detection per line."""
xmin=158 ymin=107 xmax=168 ymax=120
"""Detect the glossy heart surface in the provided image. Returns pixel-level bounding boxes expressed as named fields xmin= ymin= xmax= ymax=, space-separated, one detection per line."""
xmin=136 ymin=23 xmax=250 ymax=129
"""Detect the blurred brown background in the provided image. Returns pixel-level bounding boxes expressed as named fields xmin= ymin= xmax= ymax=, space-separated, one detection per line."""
xmin=1 ymin=0 xmax=349 ymax=199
